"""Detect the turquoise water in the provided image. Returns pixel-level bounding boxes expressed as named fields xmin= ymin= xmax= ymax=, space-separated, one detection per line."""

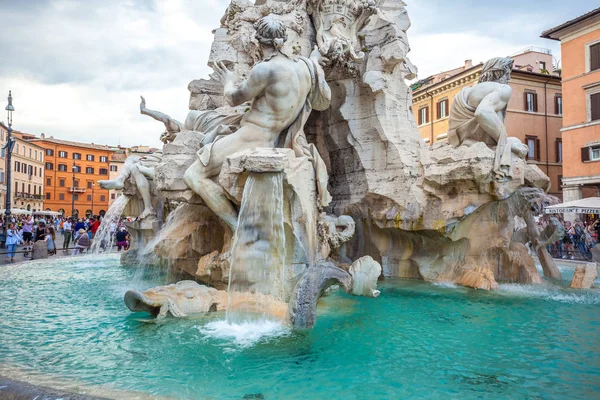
xmin=0 ymin=255 xmax=599 ymax=399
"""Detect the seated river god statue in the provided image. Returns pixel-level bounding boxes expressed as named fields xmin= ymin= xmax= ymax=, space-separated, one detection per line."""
xmin=184 ymin=14 xmax=332 ymax=232
xmin=448 ymin=57 xmax=528 ymax=182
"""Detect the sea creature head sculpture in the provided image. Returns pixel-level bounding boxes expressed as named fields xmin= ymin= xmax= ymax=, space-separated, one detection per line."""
xmin=254 ymin=14 xmax=288 ymax=51
xmin=479 ymin=57 xmax=514 ymax=84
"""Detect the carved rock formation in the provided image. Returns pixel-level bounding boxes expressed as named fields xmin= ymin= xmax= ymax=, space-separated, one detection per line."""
xmin=570 ymin=263 xmax=598 ymax=289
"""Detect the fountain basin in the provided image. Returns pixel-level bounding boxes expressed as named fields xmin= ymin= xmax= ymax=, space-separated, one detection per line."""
xmin=0 ymin=255 xmax=598 ymax=399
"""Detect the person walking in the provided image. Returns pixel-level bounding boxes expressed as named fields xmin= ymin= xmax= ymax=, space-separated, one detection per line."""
xmin=5 ymin=223 xmax=20 ymax=262
xmin=22 ymin=216 xmax=33 ymax=245
xmin=63 ymin=218 xmax=73 ymax=251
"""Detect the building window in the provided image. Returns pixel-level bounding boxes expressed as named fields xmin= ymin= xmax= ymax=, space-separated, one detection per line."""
xmin=100 ymin=156 xmax=108 ymax=163
xmin=524 ymin=92 xmax=537 ymax=112
xmin=21 ymin=163 xmax=26 ymax=173
xmin=539 ymin=61 xmax=546 ymax=71
xmin=28 ymin=148 xmax=31 ymax=158
xmin=74 ymin=194 xmax=79 ymax=201
xmin=555 ymin=95 xmax=562 ymax=115
xmin=526 ymin=135 xmax=540 ymax=161
xmin=86 ymin=167 xmax=94 ymax=174
xmin=110 ymin=165 xmax=118 ymax=172
xmin=46 ymin=178 xmax=51 ymax=186
xmin=73 ymin=153 xmax=81 ymax=160
xmin=590 ymin=42 xmax=600 ymax=72
xmin=14 ymin=161 xmax=20 ymax=171
xmin=58 ymin=164 xmax=67 ymax=172
xmin=87 ymin=195 xmax=92 ymax=201
xmin=99 ymin=168 xmax=108 ymax=175
xmin=0 ymin=171 xmax=4 ymax=184
xmin=45 ymin=162 xmax=53 ymax=170
xmin=46 ymin=193 xmax=51 ymax=200
xmin=58 ymin=151 xmax=68 ymax=158
xmin=1 ymin=148 xmax=4 ymax=158
xmin=591 ymin=92 xmax=600 ymax=122
xmin=59 ymin=179 xmax=65 ymax=187
xmin=100 ymin=195 xmax=106 ymax=202
xmin=34 ymin=150 xmax=37 ymax=160
xmin=59 ymin=193 xmax=65 ymax=200
xmin=111 ymin=193 xmax=115 ymax=200
xmin=87 ymin=181 xmax=93 ymax=189
xmin=73 ymin=165 xmax=81 ymax=173
xmin=583 ymin=145 xmax=600 ymax=162
xmin=74 ymin=180 xmax=79 ymax=188
xmin=418 ymin=106 xmax=429 ymax=125
xmin=86 ymin=154 xmax=95 ymax=161
xmin=45 ymin=149 xmax=54 ymax=156
xmin=436 ymin=99 xmax=448 ymax=119
xmin=556 ymin=139 xmax=562 ymax=163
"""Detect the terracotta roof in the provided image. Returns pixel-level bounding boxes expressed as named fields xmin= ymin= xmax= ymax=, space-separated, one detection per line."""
xmin=111 ymin=153 xmax=128 ymax=162
xmin=541 ymin=8 xmax=600 ymax=40
xmin=29 ymin=137 xmax=114 ymax=152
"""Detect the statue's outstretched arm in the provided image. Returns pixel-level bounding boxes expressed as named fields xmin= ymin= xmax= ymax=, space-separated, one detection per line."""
xmin=212 ymin=62 xmax=268 ymax=107
xmin=140 ymin=96 xmax=182 ymax=132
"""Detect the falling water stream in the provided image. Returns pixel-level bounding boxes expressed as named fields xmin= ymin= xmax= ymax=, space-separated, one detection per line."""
xmin=90 ymin=195 xmax=130 ymax=254
xmin=226 ymin=172 xmax=287 ymax=323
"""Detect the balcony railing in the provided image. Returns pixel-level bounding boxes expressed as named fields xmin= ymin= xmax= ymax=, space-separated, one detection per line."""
xmin=68 ymin=187 xmax=86 ymax=193
xmin=14 ymin=192 xmax=43 ymax=200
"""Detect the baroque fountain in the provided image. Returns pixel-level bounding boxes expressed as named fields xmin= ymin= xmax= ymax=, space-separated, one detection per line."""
xmin=1 ymin=1 xmax=598 ymax=399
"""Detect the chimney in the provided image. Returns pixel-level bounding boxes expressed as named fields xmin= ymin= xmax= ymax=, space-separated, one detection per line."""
xmin=464 ymin=59 xmax=473 ymax=70
xmin=40 ymin=133 xmax=45 ymax=139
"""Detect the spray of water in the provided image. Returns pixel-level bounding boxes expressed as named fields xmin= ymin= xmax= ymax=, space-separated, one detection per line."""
xmin=90 ymin=195 xmax=130 ymax=254
xmin=226 ymin=172 xmax=287 ymax=324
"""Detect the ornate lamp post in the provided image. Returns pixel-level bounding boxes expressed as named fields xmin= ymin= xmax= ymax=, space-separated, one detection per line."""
xmin=91 ymin=183 xmax=95 ymax=216
xmin=4 ymin=91 xmax=15 ymax=229
xmin=71 ymin=161 xmax=77 ymax=218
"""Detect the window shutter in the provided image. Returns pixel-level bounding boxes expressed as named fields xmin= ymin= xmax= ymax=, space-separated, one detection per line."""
xmin=555 ymin=140 xmax=561 ymax=163
xmin=418 ymin=109 xmax=422 ymax=125
xmin=591 ymin=43 xmax=600 ymax=72
xmin=425 ymin=106 xmax=429 ymax=123
xmin=436 ymin=101 xmax=440 ymax=120
xmin=524 ymin=93 xmax=528 ymax=111
xmin=581 ymin=147 xmax=590 ymax=162
xmin=533 ymin=93 xmax=538 ymax=112
xmin=554 ymin=96 xmax=559 ymax=115
xmin=535 ymin=138 xmax=540 ymax=161
xmin=591 ymin=93 xmax=600 ymax=121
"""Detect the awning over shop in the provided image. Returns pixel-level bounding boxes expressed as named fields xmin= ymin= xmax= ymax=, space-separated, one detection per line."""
xmin=543 ymin=197 xmax=600 ymax=214
xmin=0 ymin=208 xmax=32 ymax=215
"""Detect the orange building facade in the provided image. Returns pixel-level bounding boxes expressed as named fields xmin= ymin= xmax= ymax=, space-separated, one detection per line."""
xmin=542 ymin=8 xmax=600 ymax=209
xmin=412 ymin=49 xmax=563 ymax=199
xmin=29 ymin=135 xmax=113 ymax=217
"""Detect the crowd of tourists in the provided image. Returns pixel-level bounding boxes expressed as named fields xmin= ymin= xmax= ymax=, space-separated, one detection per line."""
xmin=0 ymin=214 xmax=130 ymax=262
xmin=538 ymin=216 xmax=600 ymax=261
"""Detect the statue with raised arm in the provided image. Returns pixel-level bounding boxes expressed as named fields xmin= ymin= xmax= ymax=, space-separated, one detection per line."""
xmin=184 ymin=14 xmax=332 ymax=232
xmin=448 ymin=57 xmax=528 ymax=181
xmin=140 ymin=95 xmax=183 ymax=144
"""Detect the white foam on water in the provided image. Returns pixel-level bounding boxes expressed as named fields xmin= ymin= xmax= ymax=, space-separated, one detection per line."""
xmin=197 ymin=319 xmax=290 ymax=348
xmin=497 ymin=283 xmax=600 ymax=305
xmin=433 ymin=282 xmax=459 ymax=289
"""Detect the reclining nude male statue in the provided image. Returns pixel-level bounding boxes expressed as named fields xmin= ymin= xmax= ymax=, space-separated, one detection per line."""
xmin=448 ymin=57 xmax=528 ymax=181
xmin=184 ymin=14 xmax=332 ymax=231
xmin=98 ymin=96 xmax=244 ymax=220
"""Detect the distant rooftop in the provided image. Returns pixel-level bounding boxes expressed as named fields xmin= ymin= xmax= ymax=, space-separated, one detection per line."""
xmin=541 ymin=7 xmax=600 ymax=40
xmin=29 ymin=135 xmax=114 ymax=152
xmin=511 ymin=46 xmax=552 ymax=56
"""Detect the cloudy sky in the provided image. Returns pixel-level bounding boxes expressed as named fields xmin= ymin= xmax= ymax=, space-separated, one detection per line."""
xmin=0 ymin=0 xmax=594 ymax=148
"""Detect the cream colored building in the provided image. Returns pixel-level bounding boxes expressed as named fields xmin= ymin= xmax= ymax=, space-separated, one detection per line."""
xmin=108 ymin=148 xmax=127 ymax=207
xmin=11 ymin=131 xmax=45 ymax=212
xmin=0 ymin=123 xmax=8 ymax=207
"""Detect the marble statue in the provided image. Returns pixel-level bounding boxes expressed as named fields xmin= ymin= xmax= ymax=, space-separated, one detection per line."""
xmin=124 ymin=280 xmax=227 ymax=319
xmin=183 ymin=14 xmax=332 ymax=232
xmin=448 ymin=57 xmax=529 ymax=181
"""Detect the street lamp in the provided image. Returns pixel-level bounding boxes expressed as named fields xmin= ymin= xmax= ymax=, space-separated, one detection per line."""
xmin=4 ymin=91 xmax=15 ymax=229
xmin=91 ymin=183 xmax=95 ymax=216
xmin=71 ymin=161 xmax=77 ymax=218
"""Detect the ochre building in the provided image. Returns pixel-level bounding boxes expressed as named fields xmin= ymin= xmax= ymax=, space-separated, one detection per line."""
xmin=412 ymin=48 xmax=563 ymax=199
xmin=11 ymin=131 xmax=45 ymax=212
xmin=29 ymin=134 xmax=113 ymax=217
xmin=542 ymin=8 xmax=600 ymax=206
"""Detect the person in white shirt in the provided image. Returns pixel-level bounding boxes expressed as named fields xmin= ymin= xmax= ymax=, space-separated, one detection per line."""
xmin=63 ymin=219 xmax=73 ymax=251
